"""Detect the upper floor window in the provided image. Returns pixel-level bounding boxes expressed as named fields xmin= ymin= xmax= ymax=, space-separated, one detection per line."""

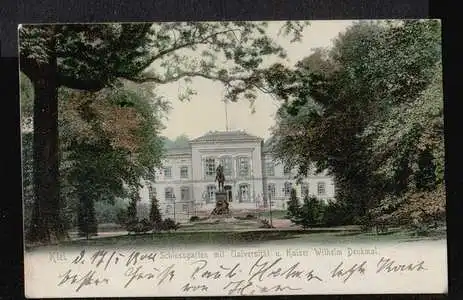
xmin=204 ymin=158 xmax=216 ymax=177
xmin=180 ymin=186 xmax=190 ymax=201
xmin=317 ymin=182 xmax=326 ymax=196
xmin=180 ymin=166 xmax=188 ymax=179
xmin=163 ymin=167 xmax=172 ymax=178
xmin=237 ymin=157 xmax=250 ymax=178
xmin=265 ymin=161 xmax=275 ymax=177
xmin=165 ymin=187 xmax=175 ymax=202
xmin=219 ymin=156 xmax=233 ymax=177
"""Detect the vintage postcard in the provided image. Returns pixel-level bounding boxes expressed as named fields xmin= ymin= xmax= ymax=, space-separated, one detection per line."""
xmin=20 ymin=20 xmax=447 ymax=297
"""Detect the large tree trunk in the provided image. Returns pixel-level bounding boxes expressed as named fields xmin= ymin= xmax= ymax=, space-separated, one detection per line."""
xmin=25 ymin=62 xmax=67 ymax=244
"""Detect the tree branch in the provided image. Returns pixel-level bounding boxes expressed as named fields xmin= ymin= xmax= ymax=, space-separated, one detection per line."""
xmin=127 ymin=71 xmax=245 ymax=85
xmin=57 ymin=73 xmax=107 ymax=92
xmin=140 ymin=28 xmax=244 ymax=71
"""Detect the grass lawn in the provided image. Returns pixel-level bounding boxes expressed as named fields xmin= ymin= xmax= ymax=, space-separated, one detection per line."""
xmin=257 ymin=210 xmax=288 ymax=219
xmin=26 ymin=226 xmax=446 ymax=252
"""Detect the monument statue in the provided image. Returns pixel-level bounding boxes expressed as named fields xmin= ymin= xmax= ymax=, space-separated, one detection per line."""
xmin=215 ymin=164 xmax=225 ymax=192
xmin=210 ymin=164 xmax=230 ymax=217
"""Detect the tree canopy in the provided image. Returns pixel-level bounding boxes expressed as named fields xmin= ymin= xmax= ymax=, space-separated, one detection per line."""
xmin=268 ymin=20 xmax=444 ymax=228
xmin=20 ymin=21 xmax=310 ymax=243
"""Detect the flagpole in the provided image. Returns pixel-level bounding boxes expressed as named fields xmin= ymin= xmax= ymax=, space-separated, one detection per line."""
xmin=224 ymin=98 xmax=229 ymax=131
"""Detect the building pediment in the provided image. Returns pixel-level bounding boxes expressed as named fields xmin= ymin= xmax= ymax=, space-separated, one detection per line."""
xmin=190 ymin=130 xmax=262 ymax=144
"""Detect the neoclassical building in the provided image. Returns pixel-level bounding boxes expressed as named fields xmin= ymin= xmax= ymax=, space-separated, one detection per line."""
xmin=138 ymin=130 xmax=335 ymax=221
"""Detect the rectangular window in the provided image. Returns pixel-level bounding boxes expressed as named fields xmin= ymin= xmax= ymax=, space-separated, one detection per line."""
xmin=284 ymin=182 xmax=292 ymax=197
xmin=182 ymin=204 xmax=189 ymax=212
xmin=165 ymin=187 xmax=174 ymax=202
xmin=238 ymin=157 xmax=250 ymax=178
xmin=163 ymin=167 xmax=172 ymax=178
xmin=317 ymin=182 xmax=326 ymax=196
xmin=219 ymin=156 xmax=233 ymax=177
xmin=180 ymin=166 xmax=188 ymax=179
xmin=265 ymin=161 xmax=275 ymax=176
xmin=181 ymin=186 xmax=190 ymax=201
xmin=239 ymin=184 xmax=250 ymax=202
xmin=148 ymin=185 xmax=157 ymax=200
xmin=204 ymin=158 xmax=216 ymax=177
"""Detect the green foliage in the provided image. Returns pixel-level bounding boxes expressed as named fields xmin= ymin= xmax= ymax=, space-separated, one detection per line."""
xmin=286 ymin=188 xmax=300 ymax=219
xmin=126 ymin=218 xmax=153 ymax=234
xmin=20 ymin=21 xmax=310 ymax=242
xmin=77 ymin=190 xmax=97 ymax=237
xmin=21 ymin=132 xmax=34 ymax=232
xmin=157 ymin=218 xmax=180 ymax=231
xmin=149 ymin=195 xmax=162 ymax=226
xmin=293 ymin=196 xmax=324 ymax=229
xmin=20 ymin=72 xmax=34 ymax=129
xmin=163 ymin=134 xmax=190 ymax=149
xmin=320 ymin=200 xmax=352 ymax=227
xmin=190 ymin=216 xmax=200 ymax=222
xmin=95 ymin=198 xmax=128 ymax=224
xmin=58 ymin=85 xmax=167 ymax=236
xmin=269 ymin=20 xmax=443 ymax=230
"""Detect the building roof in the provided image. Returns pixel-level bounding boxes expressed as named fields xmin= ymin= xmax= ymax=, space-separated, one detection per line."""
xmin=190 ymin=130 xmax=263 ymax=143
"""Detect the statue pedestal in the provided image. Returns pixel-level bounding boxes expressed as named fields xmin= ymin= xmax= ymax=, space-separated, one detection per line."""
xmin=216 ymin=191 xmax=227 ymax=202
xmin=210 ymin=191 xmax=230 ymax=217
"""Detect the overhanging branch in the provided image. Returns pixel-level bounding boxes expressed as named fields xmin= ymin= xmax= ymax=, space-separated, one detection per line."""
xmin=138 ymin=28 xmax=243 ymax=72
xmin=57 ymin=73 xmax=107 ymax=92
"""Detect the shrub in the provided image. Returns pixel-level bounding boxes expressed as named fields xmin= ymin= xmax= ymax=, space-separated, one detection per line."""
xmin=126 ymin=218 xmax=153 ymax=234
xmin=293 ymin=195 xmax=323 ymax=229
xmin=116 ymin=208 xmax=129 ymax=226
xmin=149 ymin=196 xmax=162 ymax=226
xmin=320 ymin=200 xmax=351 ymax=227
xmin=190 ymin=216 xmax=200 ymax=222
xmin=245 ymin=214 xmax=255 ymax=219
xmin=286 ymin=188 xmax=301 ymax=219
xmin=156 ymin=218 xmax=180 ymax=231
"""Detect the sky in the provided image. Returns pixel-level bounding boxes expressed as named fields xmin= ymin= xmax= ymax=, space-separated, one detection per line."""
xmin=157 ymin=20 xmax=354 ymax=141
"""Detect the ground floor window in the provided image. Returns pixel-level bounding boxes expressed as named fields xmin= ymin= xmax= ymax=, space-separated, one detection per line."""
xmin=284 ymin=181 xmax=292 ymax=197
xmin=180 ymin=186 xmax=190 ymax=201
xmin=239 ymin=184 xmax=250 ymax=202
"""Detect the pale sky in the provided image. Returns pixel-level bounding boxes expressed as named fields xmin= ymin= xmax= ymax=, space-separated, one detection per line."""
xmin=157 ymin=20 xmax=354 ymax=140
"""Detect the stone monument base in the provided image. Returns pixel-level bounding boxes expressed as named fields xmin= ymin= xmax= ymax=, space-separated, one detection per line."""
xmin=210 ymin=191 xmax=230 ymax=217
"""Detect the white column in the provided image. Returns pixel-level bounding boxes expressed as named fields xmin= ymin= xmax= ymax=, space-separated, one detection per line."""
xmin=250 ymin=150 xmax=255 ymax=203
